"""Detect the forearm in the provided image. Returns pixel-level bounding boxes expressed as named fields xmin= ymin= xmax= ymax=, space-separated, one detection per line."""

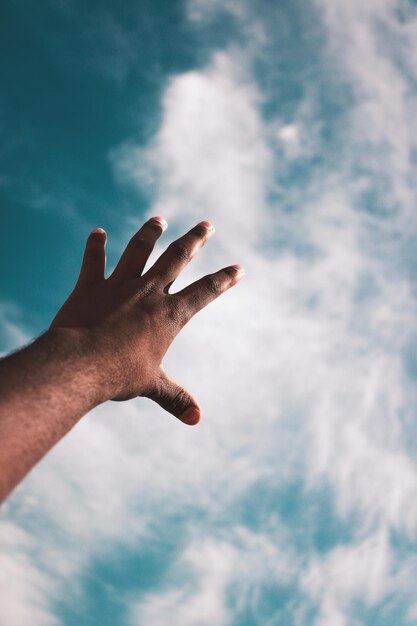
xmin=0 ymin=328 xmax=107 ymax=503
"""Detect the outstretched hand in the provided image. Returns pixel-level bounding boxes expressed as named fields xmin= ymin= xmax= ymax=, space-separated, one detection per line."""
xmin=51 ymin=217 xmax=244 ymax=425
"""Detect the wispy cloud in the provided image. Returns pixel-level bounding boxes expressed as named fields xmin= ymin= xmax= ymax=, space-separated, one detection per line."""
xmin=131 ymin=524 xmax=297 ymax=626
xmin=0 ymin=522 xmax=58 ymax=626
xmin=2 ymin=1 xmax=417 ymax=624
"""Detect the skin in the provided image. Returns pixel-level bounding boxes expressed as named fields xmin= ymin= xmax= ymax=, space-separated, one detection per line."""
xmin=0 ymin=217 xmax=243 ymax=504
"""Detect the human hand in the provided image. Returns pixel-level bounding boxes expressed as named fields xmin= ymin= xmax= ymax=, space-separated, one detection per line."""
xmin=50 ymin=217 xmax=244 ymax=425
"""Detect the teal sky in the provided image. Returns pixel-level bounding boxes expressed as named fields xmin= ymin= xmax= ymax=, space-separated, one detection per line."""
xmin=1 ymin=0 xmax=202 ymax=329
xmin=2 ymin=1 xmax=417 ymax=625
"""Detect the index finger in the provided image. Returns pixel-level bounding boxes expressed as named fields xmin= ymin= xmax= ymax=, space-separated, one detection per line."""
xmin=170 ymin=264 xmax=245 ymax=320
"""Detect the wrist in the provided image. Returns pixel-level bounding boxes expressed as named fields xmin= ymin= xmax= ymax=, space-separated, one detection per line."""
xmin=41 ymin=326 xmax=116 ymax=406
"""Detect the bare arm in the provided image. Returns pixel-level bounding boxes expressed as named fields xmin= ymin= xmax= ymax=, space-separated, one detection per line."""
xmin=0 ymin=217 xmax=243 ymax=503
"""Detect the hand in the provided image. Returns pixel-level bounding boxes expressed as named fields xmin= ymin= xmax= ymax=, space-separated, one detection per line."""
xmin=50 ymin=217 xmax=244 ymax=425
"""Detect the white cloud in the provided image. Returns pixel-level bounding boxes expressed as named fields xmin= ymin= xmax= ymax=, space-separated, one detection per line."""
xmin=115 ymin=43 xmax=417 ymax=536
xmin=301 ymin=529 xmax=392 ymax=626
xmin=3 ymin=1 xmax=417 ymax=624
xmin=315 ymin=0 xmax=417 ymax=220
xmin=278 ymin=123 xmax=299 ymax=143
xmin=0 ymin=522 xmax=58 ymax=626
xmin=130 ymin=523 xmax=296 ymax=626
xmin=112 ymin=49 xmax=272 ymax=258
xmin=111 ymin=32 xmax=417 ymax=621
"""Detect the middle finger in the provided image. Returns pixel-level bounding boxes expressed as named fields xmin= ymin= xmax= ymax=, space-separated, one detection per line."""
xmin=145 ymin=221 xmax=214 ymax=289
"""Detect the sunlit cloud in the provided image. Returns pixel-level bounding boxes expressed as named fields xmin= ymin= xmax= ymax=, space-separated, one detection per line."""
xmin=2 ymin=0 xmax=417 ymax=624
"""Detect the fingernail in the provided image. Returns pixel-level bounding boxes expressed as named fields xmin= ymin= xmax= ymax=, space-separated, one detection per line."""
xmin=198 ymin=220 xmax=215 ymax=232
xmin=150 ymin=216 xmax=168 ymax=230
xmin=233 ymin=264 xmax=245 ymax=279
xmin=91 ymin=227 xmax=106 ymax=235
xmin=180 ymin=406 xmax=201 ymax=426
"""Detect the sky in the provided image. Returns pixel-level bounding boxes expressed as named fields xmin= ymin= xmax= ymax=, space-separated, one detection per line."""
xmin=1 ymin=0 xmax=417 ymax=624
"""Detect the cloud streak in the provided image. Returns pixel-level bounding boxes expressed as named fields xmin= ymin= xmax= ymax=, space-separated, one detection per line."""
xmin=2 ymin=1 xmax=417 ymax=624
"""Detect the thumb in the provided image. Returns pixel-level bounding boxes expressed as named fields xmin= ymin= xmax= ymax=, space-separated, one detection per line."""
xmin=148 ymin=370 xmax=202 ymax=425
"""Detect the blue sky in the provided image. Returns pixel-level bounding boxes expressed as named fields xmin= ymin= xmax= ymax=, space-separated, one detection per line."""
xmin=2 ymin=0 xmax=417 ymax=625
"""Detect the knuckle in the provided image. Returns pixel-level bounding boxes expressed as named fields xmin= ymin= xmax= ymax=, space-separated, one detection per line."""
xmin=145 ymin=218 xmax=164 ymax=234
xmin=148 ymin=379 xmax=189 ymax=414
xmin=169 ymin=241 xmax=191 ymax=264
xmin=166 ymin=297 xmax=187 ymax=325
xmin=171 ymin=388 xmax=190 ymax=413
xmin=189 ymin=224 xmax=208 ymax=239
xmin=204 ymin=275 xmax=221 ymax=296
xmin=223 ymin=266 xmax=239 ymax=280
xmin=132 ymin=234 xmax=153 ymax=251
xmin=187 ymin=292 xmax=200 ymax=310
xmin=146 ymin=378 xmax=164 ymax=401
xmin=137 ymin=278 xmax=158 ymax=299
